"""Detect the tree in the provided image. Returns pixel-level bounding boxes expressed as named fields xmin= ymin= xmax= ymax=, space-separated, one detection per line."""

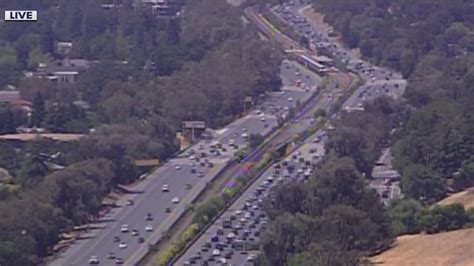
xmin=388 ymin=199 xmax=423 ymax=235
xmin=249 ymin=133 xmax=264 ymax=150
xmin=0 ymin=104 xmax=16 ymax=134
xmin=31 ymin=92 xmax=45 ymax=127
xmin=453 ymin=158 xmax=474 ymax=190
xmin=400 ymin=164 xmax=446 ymax=203
xmin=16 ymin=154 xmax=48 ymax=188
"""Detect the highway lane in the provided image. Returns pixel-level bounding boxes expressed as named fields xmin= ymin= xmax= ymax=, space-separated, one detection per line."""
xmin=175 ymin=127 xmax=328 ymax=266
xmin=51 ymin=156 xmax=228 ymax=266
xmin=175 ymin=1 xmax=410 ymax=265
xmin=49 ymin=59 xmax=319 ymax=266
xmin=273 ymin=2 xmax=407 ymax=111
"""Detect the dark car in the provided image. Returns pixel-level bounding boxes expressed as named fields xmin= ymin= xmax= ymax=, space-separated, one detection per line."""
xmin=113 ymin=236 xmax=120 ymax=243
xmin=166 ymin=207 xmax=172 ymax=213
xmin=146 ymin=213 xmax=153 ymax=221
xmin=224 ymin=251 xmax=233 ymax=259
xmin=138 ymin=237 xmax=145 ymax=243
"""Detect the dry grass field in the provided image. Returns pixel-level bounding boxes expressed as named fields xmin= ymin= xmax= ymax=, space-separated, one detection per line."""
xmin=371 ymin=228 xmax=474 ymax=266
xmin=437 ymin=188 xmax=474 ymax=209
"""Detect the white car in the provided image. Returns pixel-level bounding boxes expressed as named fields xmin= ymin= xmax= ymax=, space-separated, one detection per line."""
xmin=241 ymin=133 xmax=248 ymax=139
xmin=175 ymin=165 xmax=181 ymax=170
xmin=256 ymin=110 xmax=262 ymax=115
xmin=260 ymin=117 xmax=266 ymax=122
xmin=288 ymin=97 xmax=293 ymax=102
xmin=172 ymin=197 xmax=180 ymax=204
xmin=119 ymin=242 xmax=127 ymax=249
xmin=235 ymin=210 xmax=242 ymax=215
xmin=88 ymin=255 xmax=99 ymax=264
xmin=247 ymin=255 xmax=255 ymax=261
xmin=227 ymin=232 xmax=236 ymax=239
xmin=120 ymin=224 xmax=129 ymax=233
xmin=145 ymin=225 xmax=153 ymax=232
xmin=212 ymin=249 xmax=221 ymax=256
xmin=162 ymin=184 xmax=169 ymax=192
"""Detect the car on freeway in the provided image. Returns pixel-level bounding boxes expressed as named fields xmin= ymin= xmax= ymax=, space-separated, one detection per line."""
xmin=146 ymin=212 xmax=153 ymax=221
xmin=127 ymin=199 xmax=134 ymax=206
xmin=88 ymin=255 xmax=99 ymax=264
xmin=212 ymin=249 xmax=220 ymax=257
xmin=175 ymin=165 xmax=181 ymax=170
xmin=115 ymin=257 xmax=124 ymax=264
xmin=120 ymin=224 xmax=129 ymax=233
xmin=113 ymin=236 xmax=120 ymax=243
xmin=107 ymin=252 xmax=115 ymax=259
xmin=162 ymin=184 xmax=169 ymax=192
xmin=166 ymin=207 xmax=172 ymax=213
xmin=119 ymin=242 xmax=127 ymax=249
xmin=138 ymin=237 xmax=145 ymax=243
xmin=145 ymin=225 xmax=153 ymax=232
xmin=131 ymin=229 xmax=139 ymax=236
xmin=172 ymin=196 xmax=180 ymax=204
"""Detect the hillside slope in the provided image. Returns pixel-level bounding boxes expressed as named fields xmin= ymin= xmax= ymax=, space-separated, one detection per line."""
xmin=371 ymin=228 xmax=474 ymax=266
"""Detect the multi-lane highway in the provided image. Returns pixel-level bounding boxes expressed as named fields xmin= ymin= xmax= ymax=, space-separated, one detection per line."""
xmin=272 ymin=1 xmax=407 ymax=111
xmin=49 ymin=56 xmax=320 ymax=266
xmin=175 ymin=1 xmax=408 ymax=265
xmin=175 ymin=127 xmax=328 ymax=266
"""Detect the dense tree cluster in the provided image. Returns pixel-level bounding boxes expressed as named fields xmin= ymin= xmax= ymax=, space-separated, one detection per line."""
xmin=313 ymin=0 xmax=474 ymax=203
xmin=326 ymin=97 xmax=408 ymax=175
xmin=389 ymin=199 xmax=474 ymax=235
xmin=0 ymin=159 xmax=114 ymax=265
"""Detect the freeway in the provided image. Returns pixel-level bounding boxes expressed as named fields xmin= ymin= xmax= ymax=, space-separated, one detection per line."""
xmin=272 ymin=1 xmax=407 ymax=111
xmin=175 ymin=1 xmax=409 ymax=265
xmin=175 ymin=124 xmax=328 ymax=266
xmin=49 ymin=58 xmax=320 ymax=266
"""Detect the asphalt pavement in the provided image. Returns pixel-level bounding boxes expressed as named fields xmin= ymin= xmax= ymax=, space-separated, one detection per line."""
xmin=175 ymin=127 xmax=328 ymax=266
xmin=49 ymin=55 xmax=320 ymax=266
xmin=174 ymin=1 xmax=409 ymax=265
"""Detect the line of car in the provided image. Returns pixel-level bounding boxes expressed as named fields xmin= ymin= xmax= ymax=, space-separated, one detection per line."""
xmin=177 ymin=131 xmax=327 ymax=265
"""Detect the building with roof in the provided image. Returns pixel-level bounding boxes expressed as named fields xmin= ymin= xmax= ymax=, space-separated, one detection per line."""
xmin=35 ymin=58 xmax=95 ymax=84
xmin=0 ymin=91 xmax=32 ymax=111
xmin=140 ymin=0 xmax=184 ymax=17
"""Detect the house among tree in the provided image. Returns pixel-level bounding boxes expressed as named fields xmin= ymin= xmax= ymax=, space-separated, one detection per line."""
xmin=35 ymin=58 xmax=95 ymax=84
xmin=0 ymin=90 xmax=32 ymax=111
xmin=139 ymin=0 xmax=185 ymax=17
